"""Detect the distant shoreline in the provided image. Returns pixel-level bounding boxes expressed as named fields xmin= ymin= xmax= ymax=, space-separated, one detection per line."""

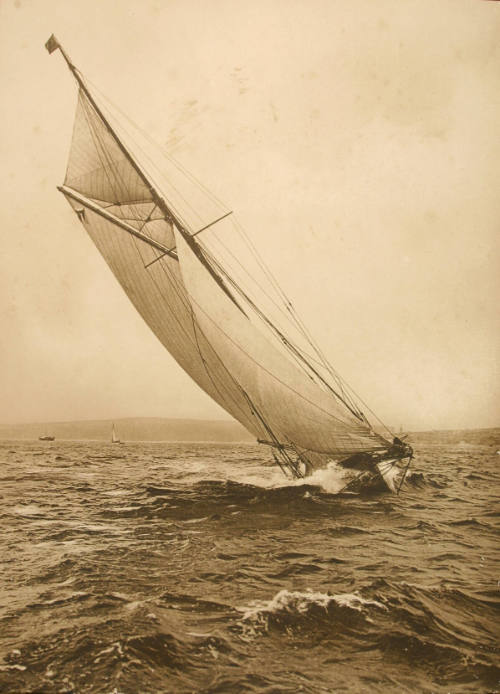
xmin=0 ymin=417 xmax=255 ymax=443
xmin=0 ymin=419 xmax=498 ymax=445
xmin=0 ymin=436 xmax=258 ymax=450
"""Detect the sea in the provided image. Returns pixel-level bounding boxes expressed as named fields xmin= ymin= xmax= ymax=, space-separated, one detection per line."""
xmin=0 ymin=434 xmax=498 ymax=694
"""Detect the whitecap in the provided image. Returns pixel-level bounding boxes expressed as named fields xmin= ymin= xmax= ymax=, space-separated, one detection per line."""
xmin=12 ymin=504 xmax=43 ymax=516
xmin=238 ymin=588 xmax=387 ymax=623
xmin=182 ymin=516 xmax=209 ymax=524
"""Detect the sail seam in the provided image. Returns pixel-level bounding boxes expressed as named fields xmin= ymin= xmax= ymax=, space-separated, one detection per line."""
xmin=124 ymin=220 xmax=261 ymax=434
xmin=206 ymin=248 xmax=365 ymax=421
xmin=185 ymin=285 xmax=372 ymax=432
xmin=188 ymin=309 xmax=259 ymax=432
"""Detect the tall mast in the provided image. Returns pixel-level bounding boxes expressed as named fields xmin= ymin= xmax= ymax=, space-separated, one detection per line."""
xmin=45 ymin=35 xmax=189 ymax=235
xmin=46 ymin=34 xmax=245 ymax=309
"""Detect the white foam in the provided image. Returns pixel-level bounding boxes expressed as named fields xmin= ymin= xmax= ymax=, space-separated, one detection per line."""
xmin=12 ymin=504 xmax=42 ymax=516
xmin=292 ymin=463 xmax=350 ymax=494
xmin=109 ymin=592 xmax=131 ymax=601
xmin=124 ymin=600 xmax=142 ymax=612
xmin=238 ymin=588 xmax=386 ymax=624
xmin=229 ymin=461 xmax=351 ymax=494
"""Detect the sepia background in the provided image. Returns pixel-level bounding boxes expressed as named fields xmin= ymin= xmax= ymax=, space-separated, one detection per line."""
xmin=1 ymin=5 xmax=499 ymax=693
xmin=1 ymin=0 xmax=499 ymax=431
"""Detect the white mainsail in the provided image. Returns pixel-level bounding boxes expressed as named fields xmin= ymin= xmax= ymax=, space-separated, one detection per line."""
xmin=62 ymin=194 xmax=266 ymax=438
xmin=47 ymin=35 xmax=408 ymax=482
xmin=111 ymin=422 xmax=120 ymax=444
xmin=175 ymin=229 xmax=385 ymax=456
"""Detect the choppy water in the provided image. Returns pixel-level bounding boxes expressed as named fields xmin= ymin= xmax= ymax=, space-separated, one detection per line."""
xmin=0 ymin=436 xmax=498 ymax=693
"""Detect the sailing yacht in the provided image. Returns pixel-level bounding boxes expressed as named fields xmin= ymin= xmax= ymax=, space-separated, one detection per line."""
xmin=46 ymin=35 xmax=413 ymax=493
xmin=111 ymin=423 xmax=122 ymax=444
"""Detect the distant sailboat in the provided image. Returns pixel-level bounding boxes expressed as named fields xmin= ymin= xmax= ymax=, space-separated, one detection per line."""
xmin=46 ymin=35 xmax=413 ymax=493
xmin=111 ymin=423 xmax=122 ymax=444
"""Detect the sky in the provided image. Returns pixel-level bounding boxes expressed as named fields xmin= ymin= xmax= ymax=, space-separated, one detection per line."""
xmin=0 ymin=0 xmax=499 ymax=431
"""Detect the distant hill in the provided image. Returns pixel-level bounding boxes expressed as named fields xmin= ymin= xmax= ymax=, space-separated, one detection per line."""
xmin=0 ymin=417 xmax=255 ymax=443
xmin=408 ymin=427 xmax=500 ymax=448
xmin=0 ymin=419 xmax=497 ymax=447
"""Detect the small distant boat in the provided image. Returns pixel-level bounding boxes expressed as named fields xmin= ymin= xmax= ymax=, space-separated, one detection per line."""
xmin=111 ymin=423 xmax=123 ymax=444
xmin=39 ymin=434 xmax=55 ymax=441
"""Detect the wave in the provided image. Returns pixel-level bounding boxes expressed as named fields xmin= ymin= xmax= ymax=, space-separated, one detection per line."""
xmin=234 ymin=580 xmax=499 ymax=670
xmin=405 ymin=470 xmax=426 ymax=486
xmin=448 ymin=517 xmax=490 ymax=528
xmin=237 ymin=588 xmax=386 ymax=638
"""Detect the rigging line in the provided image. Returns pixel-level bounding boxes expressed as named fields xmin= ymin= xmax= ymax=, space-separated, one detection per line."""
xmin=183 ymin=283 xmax=376 ymax=434
xmin=80 ymin=94 xmax=162 ymax=246
xmin=203 ymin=248 xmax=334 ymax=388
xmin=189 ymin=310 xmax=258 ymax=432
xmin=229 ymin=219 xmax=374 ymax=420
xmin=82 ymin=99 xmax=249 ymax=323
xmin=105 ymin=213 xmax=204 ymax=354
xmin=148 ymin=238 xmax=263 ymax=432
xmin=204 ymin=249 xmax=365 ymax=420
xmin=84 ymin=86 xmax=208 ymax=228
xmin=60 ymin=187 xmax=177 ymax=259
xmin=396 ymin=455 xmax=412 ymax=495
xmin=102 ymin=213 xmax=152 ymax=222
xmin=82 ymin=81 xmax=381 ymax=432
xmin=79 ymin=94 xmax=124 ymax=207
xmin=233 ymin=217 xmax=346 ymax=385
xmin=144 ymin=251 xmax=169 ymax=269
xmin=234 ymin=223 xmax=388 ymax=425
xmin=82 ymin=81 xmax=352 ymax=408
xmin=81 ymin=95 xmax=159 ymax=230
xmin=78 ymin=82 xmax=195 ymax=239
xmin=73 ymin=75 xmax=335 ymax=400
xmin=85 ymin=77 xmax=229 ymax=212
xmin=80 ymin=94 xmax=139 ymax=210
xmin=275 ymin=433 xmax=311 ymax=476
xmin=234 ymin=219 xmax=297 ymax=312
xmin=80 ymin=96 xmax=176 ymax=269
xmin=236 ymin=228 xmax=346 ymax=394
xmin=144 ymin=257 xmax=206 ymax=350
xmin=147 ymin=211 xmax=234 ymax=265
xmin=191 ymin=211 xmax=233 ymax=238
xmin=85 ymin=76 xmax=299 ymax=348
xmin=136 ymin=204 xmax=157 ymax=233
xmin=146 ymin=211 xmax=234 ymax=269
xmin=206 ymin=229 xmax=352 ymax=376
xmin=188 ymin=312 xmax=271 ymax=437
xmin=336 ymin=470 xmax=367 ymax=495
xmin=240 ymin=389 xmax=301 ymax=478
xmin=206 ymin=229 xmax=320 ymax=345
xmin=190 ymin=310 xmax=233 ymax=413
xmin=335 ymin=380 xmax=394 ymax=440
xmin=272 ymin=451 xmax=292 ymax=479
xmin=71 ymin=93 xmax=249 ymax=407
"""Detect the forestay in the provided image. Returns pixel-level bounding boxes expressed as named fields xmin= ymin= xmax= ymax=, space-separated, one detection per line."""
xmin=175 ymin=229 xmax=387 ymax=456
